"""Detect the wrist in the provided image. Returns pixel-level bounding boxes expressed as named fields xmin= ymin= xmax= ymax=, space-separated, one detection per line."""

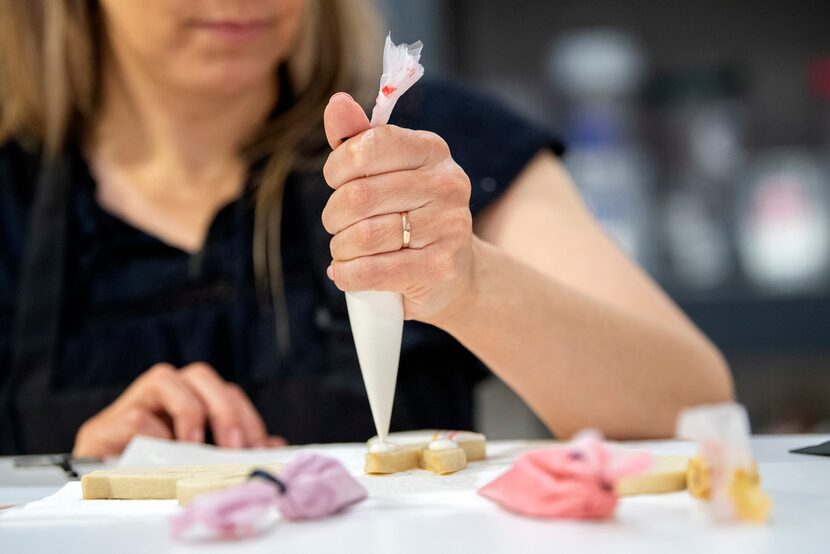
xmin=427 ymin=235 xmax=493 ymax=334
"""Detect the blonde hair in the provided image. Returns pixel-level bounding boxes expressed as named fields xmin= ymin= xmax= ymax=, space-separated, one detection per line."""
xmin=0 ymin=0 xmax=382 ymax=352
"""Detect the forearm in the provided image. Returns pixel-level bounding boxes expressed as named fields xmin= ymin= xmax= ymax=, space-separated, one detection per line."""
xmin=431 ymin=237 xmax=733 ymax=439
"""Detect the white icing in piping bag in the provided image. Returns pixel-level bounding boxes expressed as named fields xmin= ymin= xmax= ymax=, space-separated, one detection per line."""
xmin=346 ymin=34 xmax=424 ymax=447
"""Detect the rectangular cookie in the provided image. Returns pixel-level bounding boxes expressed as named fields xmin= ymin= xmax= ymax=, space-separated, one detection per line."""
xmin=616 ymin=455 xmax=689 ymax=495
xmin=82 ymin=462 xmax=283 ymax=501
xmin=177 ymin=474 xmax=248 ymax=505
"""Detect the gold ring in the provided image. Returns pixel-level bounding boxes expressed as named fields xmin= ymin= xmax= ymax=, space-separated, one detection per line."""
xmin=401 ymin=211 xmax=411 ymax=249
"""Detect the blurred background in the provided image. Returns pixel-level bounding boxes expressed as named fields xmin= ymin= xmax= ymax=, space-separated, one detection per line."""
xmin=377 ymin=0 xmax=830 ymax=437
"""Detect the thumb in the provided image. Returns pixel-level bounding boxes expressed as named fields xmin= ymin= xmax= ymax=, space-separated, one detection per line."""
xmin=323 ymin=92 xmax=371 ymax=150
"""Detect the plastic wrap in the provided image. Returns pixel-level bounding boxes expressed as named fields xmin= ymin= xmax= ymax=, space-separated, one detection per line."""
xmin=369 ymin=33 xmax=425 ymax=126
xmin=677 ymin=402 xmax=771 ymax=522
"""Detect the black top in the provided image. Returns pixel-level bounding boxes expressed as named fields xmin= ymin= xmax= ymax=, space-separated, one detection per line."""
xmin=0 ymin=80 xmax=563 ymax=454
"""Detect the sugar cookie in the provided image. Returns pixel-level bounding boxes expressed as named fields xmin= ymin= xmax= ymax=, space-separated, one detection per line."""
xmin=616 ymin=455 xmax=689 ymax=495
xmin=364 ymin=430 xmax=487 ymax=475
xmin=81 ymin=462 xmax=283 ymax=503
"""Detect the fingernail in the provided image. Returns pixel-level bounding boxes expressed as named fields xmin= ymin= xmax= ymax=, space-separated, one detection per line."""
xmin=188 ymin=428 xmax=204 ymax=443
xmin=330 ymin=92 xmax=353 ymax=103
xmin=227 ymin=428 xmax=244 ymax=449
xmin=326 ymin=265 xmax=334 ymax=281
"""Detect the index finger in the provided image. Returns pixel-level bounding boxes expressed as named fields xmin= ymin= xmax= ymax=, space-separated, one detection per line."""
xmin=322 ymin=126 xmax=447 ymax=190
xmin=117 ymin=364 xmax=207 ymax=443
xmin=226 ymin=383 xmax=269 ymax=448
xmin=179 ymin=363 xmax=249 ymax=449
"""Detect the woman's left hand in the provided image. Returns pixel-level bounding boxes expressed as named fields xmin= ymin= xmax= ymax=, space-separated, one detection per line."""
xmin=321 ymin=93 xmax=475 ymax=323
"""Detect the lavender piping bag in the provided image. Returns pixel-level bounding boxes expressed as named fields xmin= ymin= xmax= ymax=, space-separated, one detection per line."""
xmin=171 ymin=452 xmax=368 ymax=541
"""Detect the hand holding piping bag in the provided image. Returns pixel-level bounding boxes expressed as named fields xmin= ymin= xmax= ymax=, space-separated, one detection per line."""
xmin=322 ymin=35 xmax=476 ymax=445
xmin=322 ymin=34 xmax=474 ymax=323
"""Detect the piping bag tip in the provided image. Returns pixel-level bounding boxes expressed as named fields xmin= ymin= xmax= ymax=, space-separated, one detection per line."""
xmin=346 ymin=290 xmax=403 ymax=441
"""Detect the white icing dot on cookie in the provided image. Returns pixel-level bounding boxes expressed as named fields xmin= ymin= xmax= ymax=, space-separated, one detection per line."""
xmin=428 ymin=439 xmax=459 ymax=451
xmin=369 ymin=441 xmax=398 ymax=453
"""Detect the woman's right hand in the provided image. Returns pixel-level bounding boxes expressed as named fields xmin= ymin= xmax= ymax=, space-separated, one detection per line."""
xmin=72 ymin=362 xmax=285 ymax=457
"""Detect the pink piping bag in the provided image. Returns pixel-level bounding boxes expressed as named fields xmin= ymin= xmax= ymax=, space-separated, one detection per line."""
xmin=345 ymin=33 xmax=424 ymax=449
xmin=171 ymin=453 xmax=367 ymax=541
xmin=478 ymin=431 xmax=652 ymax=520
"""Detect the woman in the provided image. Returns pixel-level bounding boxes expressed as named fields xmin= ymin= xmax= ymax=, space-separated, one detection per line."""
xmin=0 ymin=0 xmax=732 ymax=456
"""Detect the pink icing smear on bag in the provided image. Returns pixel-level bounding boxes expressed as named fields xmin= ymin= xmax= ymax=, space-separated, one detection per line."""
xmin=275 ymin=452 xmax=367 ymax=521
xmin=478 ymin=431 xmax=652 ymax=520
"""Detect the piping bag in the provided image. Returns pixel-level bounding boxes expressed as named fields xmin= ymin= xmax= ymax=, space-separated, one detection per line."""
xmin=478 ymin=430 xmax=652 ymax=520
xmin=341 ymin=34 xmax=424 ymax=448
xmin=171 ymin=453 xmax=367 ymax=541
xmin=677 ymin=402 xmax=771 ymax=522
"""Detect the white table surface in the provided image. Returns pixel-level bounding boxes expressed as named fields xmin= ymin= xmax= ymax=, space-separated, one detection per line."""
xmin=1 ymin=434 xmax=828 ymax=554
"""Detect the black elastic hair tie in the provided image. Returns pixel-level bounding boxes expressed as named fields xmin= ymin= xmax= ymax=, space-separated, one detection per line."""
xmin=249 ymin=469 xmax=287 ymax=494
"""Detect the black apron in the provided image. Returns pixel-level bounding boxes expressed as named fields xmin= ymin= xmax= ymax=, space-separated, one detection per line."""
xmin=1 ymin=155 xmax=122 ymax=454
xmin=0 ymin=160 xmax=481 ymax=455
xmin=0 ymin=71 xmax=497 ymax=455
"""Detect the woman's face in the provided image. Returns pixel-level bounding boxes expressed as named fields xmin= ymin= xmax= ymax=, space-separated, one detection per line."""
xmin=98 ymin=0 xmax=306 ymax=97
